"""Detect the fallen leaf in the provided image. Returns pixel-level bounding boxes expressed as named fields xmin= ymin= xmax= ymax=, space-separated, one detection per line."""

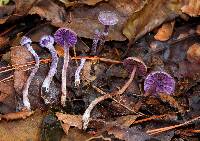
xmin=123 ymin=0 xmax=182 ymax=44
xmin=0 ymin=110 xmax=45 ymax=141
xmin=0 ymin=110 xmax=34 ymax=121
xmin=0 ymin=82 xmax=14 ymax=102
xmin=196 ymin=25 xmax=200 ymax=35
xmin=59 ymin=0 xmax=107 ymax=6
xmin=187 ymin=43 xmax=200 ymax=64
xmin=154 ymin=21 xmax=175 ymax=41
xmin=10 ymin=46 xmax=32 ymax=94
xmin=29 ymin=0 xmax=66 ymax=24
xmin=181 ymin=0 xmax=200 ymax=17
xmin=56 ymin=112 xmax=82 ymax=134
xmin=82 ymin=61 xmax=96 ymax=85
xmin=158 ymin=93 xmax=185 ymax=113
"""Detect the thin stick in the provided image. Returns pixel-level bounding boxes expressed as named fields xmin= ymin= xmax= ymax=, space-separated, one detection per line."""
xmin=71 ymin=56 xmax=122 ymax=64
xmin=147 ymin=115 xmax=200 ymax=135
xmin=82 ymin=67 xmax=136 ymax=130
xmin=92 ymin=85 xmax=144 ymax=116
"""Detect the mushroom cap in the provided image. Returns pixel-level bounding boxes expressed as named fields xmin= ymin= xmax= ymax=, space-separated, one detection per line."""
xmin=20 ymin=36 xmax=32 ymax=46
xmin=54 ymin=28 xmax=77 ymax=48
xmin=40 ymin=35 xmax=54 ymax=48
xmin=98 ymin=11 xmax=119 ymax=26
xmin=123 ymin=57 xmax=147 ymax=76
xmin=144 ymin=71 xmax=175 ymax=95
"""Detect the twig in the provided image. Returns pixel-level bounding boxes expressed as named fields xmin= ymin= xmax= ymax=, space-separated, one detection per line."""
xmin=147 ymin=115 xmax=200 ymax=135
xmin=71 ymin=56 xmax=122 ymax=64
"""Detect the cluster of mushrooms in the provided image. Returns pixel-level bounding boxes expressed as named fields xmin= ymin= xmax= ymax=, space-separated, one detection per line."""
xmin=20 ymin=11 xmax=176 ymax=129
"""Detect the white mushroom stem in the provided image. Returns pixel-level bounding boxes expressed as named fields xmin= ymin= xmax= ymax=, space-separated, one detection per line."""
xmin=82 ymin=66 xmax=136 ymax=130
xmin=75 ymin=58 xmax=86 ymax=87
xmin=42 ymin=45 xmax=58 ymax=93
xmin=22 ymin=44 xmax=40 ymax=110
xmin=61 ymin=46 xmax=70 ymax=106
xmin=91 ymin=29 xmax=101 ymax=55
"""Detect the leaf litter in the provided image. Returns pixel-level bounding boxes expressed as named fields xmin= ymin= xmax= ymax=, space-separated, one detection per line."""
xmin=0 ymin=0 xmax=200 ymax=141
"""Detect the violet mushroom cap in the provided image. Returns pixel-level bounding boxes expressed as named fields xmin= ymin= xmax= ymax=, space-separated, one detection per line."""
xmin=123 ymin=57 xmax=147 ymax=76
xmin=98 ymin=11 xmax=119 ymax=26
xmin=144 ymin=71 xmax=175 ymax=95
xmin=54 ymin=28 xmax=77 ymax=47
xmin=40 ymin=35 xmax=54 ymax=47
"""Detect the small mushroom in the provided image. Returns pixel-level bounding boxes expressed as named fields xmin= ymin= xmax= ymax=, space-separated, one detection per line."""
xmin=98 ymin=11 xmax=119 ymax=36
xmin=54 ymin=28 xmax=77 ymax=106
xmin=20 ymin=36 xmax=40 ymax=110
xmin=90 ymin=11 xmax=118 ymax=54
xmin=39 ymin=35 xmax=58 ymax=104
xmin=82 ymin=57 xmax=147 ymax=130
xmin=144 ymin=71 xmax=175 ymax=96
xmin=74 ymin=58 xmax=86 ymax=87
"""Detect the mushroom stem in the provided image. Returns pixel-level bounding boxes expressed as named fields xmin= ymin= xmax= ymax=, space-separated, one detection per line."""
xmin=91 ymin=29 xmax=101 ymax=55
xmin=61 ymin=46 xmax=70 ymax=106
xmin=41 ymin=45 xmax=58 ymax=103
xmin=75 ymin=58 xmax=86 ymax=87
xmin=103 ymin=25 xmax=109 ymax=35
xmin=22 ymin=44 xmax=40 ymax=110
xmin=82 ymin=66 xmax=136 ymax=130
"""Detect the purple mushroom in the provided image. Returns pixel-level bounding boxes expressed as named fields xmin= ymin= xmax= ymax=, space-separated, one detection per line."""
xmin=123 ymin=57 xmax=147 ymax=78
xmin=82 ymin=57 xmax=147 ymax=129
xmin=98 ymin=11 xmax=119 ymax=36
xmin=91 ymin=11 xmax=118 ymax=55
xmin=20 ymin=36 xmax=40 ymax=110
xmin=54 ymin=28 xmax=77 ymax=106
xmin=144 ymin=71 xmax=175 ymax=96
xmin=40 ymin=35 xmax=58 ymax=104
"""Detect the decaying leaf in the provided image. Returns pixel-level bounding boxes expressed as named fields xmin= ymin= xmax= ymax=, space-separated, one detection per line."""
xmin=0 ymin=110 xmax=34 ymax=121
xmin=56 ymin=112 xmax=82 ymax=134
xmin=158 ymin=93 xmax=185 ymax=113
xmin=59 ymin=0 xmax=107 ymax=7
xmin=123 ymin=0 xmax=182 ymax=44
xmin=10 ymin=46 xmax=32 ymax=94
xmin=0 ymin=82 xmax=14 ymax=102
xmin=187 ymin=43 xmax=200 ymax=64
xmin=0 ymin=110 xmax=45 ymax=141
xmin=181 ymin=0 xmax=200 ymax=17
xmin=29 ymin=0 xmax=66 ymax=24
xmin=154 ymin=21 xmax=175 ymax=41
xmin=82 ymin=61 xmax=96 ymax=85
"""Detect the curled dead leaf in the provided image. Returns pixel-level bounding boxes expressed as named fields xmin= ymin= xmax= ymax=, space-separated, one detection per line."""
xmin=123 ymin=0 xmax=181 ymax=44
xmin=10 ymin=46 xmax=33 ymax=94
xmin=0 ymin=111 xmax=34 ymax=121
xmin=187 ymin=43 xmax=200 ymax=64
xmin=0 ymin=82 xmax=14 ymax=102
xmin=181 ymin=0 xmax=200 ymax=17
xmin=56 ymin=112 xmax=82 ymax=134
xmin=154 ymin=21 xmax=175 ymax=41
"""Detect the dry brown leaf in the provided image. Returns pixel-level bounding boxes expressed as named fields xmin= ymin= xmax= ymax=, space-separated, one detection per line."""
xmin=29 ymin=0 xmax=66 ymax=24
xmin=123 ymin=0 xmax=182 ymax=44
xmin=158 ymin=93 xmax=185 ymax=113
xmin=0 ymin=0 xmax=36 ymax=24
xmin=0 ymin=110 xmax=45 ymax=141
xmin=59 ymin=0 xmax=107 ymax=6
xmin=114 ymin=115 xmax=139 ymax=127
xmin=10 ymin=46 xmax=33 ymax=94
xmin=82 ymin=61 xmax=96 ymax=85
xmin=181 ymin=0 xmax=200 ymax=17
xmin=154 ymin=21 xmax=175 ymax=41
xmin=56 ymin=112 xmax=82 ymax=134
xmin=0 ymin=111 xmax=34 ymax=121
xmin=0 ymin=82 xmax=14 ymax=102
xmin=187 ymin=43 xmax=200 ymax=64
